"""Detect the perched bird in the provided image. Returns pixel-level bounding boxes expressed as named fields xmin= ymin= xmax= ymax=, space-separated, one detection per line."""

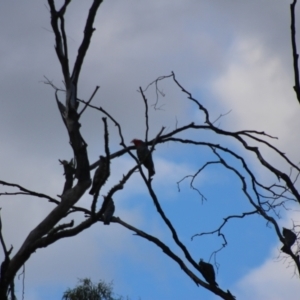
xmin=131 ymin=139 xmax=155 ymax=177
xmin=103 ymin=198 xmax=115 ymax=225
xmin=89 ymin=156 xmax=110 ymax=195
xmin=60 ymin=159 xmax=75 ymax=195
xmin=281 ymin=227 xmax=297 ymax=254
xmin=198 ymin=259 xmax=218 ymax=287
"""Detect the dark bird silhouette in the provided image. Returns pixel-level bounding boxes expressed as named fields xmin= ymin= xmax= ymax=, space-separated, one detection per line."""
xmin=89 ymin=156 xmax=110 ymax=195
xmin=198 ymin=259 xmax=218 ymax=287
xmin=131 ymin=139 xmax=155 ymax=177
xmin=60 ymin=159 xmax=75 ymax=195
xmin=281 ymin=227 xmax=297 ymax=254
xmin=103 ymin=198 xmax=115 ymax=225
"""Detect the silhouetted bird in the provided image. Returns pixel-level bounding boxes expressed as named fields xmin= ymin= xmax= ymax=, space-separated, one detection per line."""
xmin=89 ymin=156 xmax=110 ymax=195
xmin=61 ymin=159 xmax=75 ymax=195
xmin=198 ymin=259 xmax=218 ymax=287
xmin=103 ymin=198 xmax=115 ymax=225
xmin=281 ymin=227 xmax=297 ymax=254
xmin=131 ymin=139 xmax=155 ymax=177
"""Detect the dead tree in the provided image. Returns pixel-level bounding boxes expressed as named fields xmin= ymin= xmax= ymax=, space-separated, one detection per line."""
xmin=0 ymin=1 xmax=300 ymax=300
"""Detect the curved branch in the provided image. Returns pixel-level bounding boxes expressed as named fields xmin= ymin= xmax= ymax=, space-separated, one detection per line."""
xmin=71 ymin=0 xmax=104 ymax=85
xmin=0 ymin=180 xmax=60 ymax=205
xmin=139 ymin=87 xmax=149 ymax=142
xmin=114 ymin=217 xmax=236 ymax=300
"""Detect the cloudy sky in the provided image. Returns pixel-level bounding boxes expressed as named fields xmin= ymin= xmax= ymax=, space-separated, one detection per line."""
xmin=1 ymin=0 xmax=300 ymax=299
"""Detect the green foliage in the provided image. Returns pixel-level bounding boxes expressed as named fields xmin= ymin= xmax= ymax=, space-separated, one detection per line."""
xmin=62 ymin=278 xmax=128 ymax=300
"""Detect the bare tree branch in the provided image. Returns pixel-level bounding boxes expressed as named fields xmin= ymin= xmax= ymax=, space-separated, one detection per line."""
xmin=71 ymin=0 xmax=103 ymax=86
xmin=78 ymin=86 xmax=100 ymax=117
xmin=139 ymin=87 xmax=150 ymax=142
xmin=0 ymin=181 xmax=60 ymax=205
xmin=114 ymin=217 xmax=236 ymax=300
xmin=290 ymin=0 xmax=300 ymax=103
xmin=2 ymin=2 xmax=300 ymax=299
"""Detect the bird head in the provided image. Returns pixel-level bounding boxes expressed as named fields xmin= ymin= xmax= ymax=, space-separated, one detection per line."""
xmin=99 ymin=155 xmax=106 ymax=162
xmin=131 ymin=139 xmax=142 ymax=146
xmin=60 ymin=160 xmax=69 ymax=165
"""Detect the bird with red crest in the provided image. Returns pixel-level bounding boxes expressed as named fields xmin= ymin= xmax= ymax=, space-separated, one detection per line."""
xmin=131 ymin=139 xmax=155 ymax=177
